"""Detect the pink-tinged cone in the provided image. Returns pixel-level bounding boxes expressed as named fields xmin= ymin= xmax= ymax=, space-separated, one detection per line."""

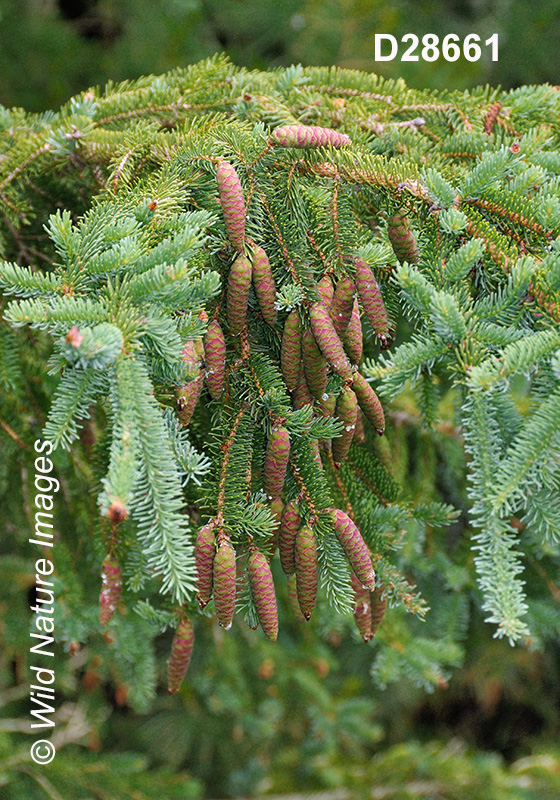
xmin=264 ymin=425 xmax=290 ymax=500
xmin=330 ymin=276 xmax=355 ymax=337
xmin=252 ymin=244 xmax=277 ymax=326
xmin=286 ymin=574 xmax=307 ymax=623
xmin=195 ymin=523 xmax=215 ymax=609
xmin=354 ymin=258 xmax=390 ymax=347
xmin=271 ymin=125 xmax=352 ymax=149
xmin=281 ymin=309 xmax=302 ymax=392
xmin=302 ymin=328 xmax=328 ymax=401
xmin=216 ymin=160 xmax=246 ymax=252
xmin=352 ymin=372 xmax=385 ymax=435
xmin=370 ymin=583 xmax=387 ymax=638
xmin=309 ymin=301 xmax=353 ymax=382
xmin=294 ymin=525 xmax=318 ymax=620
xmin=227 ymin=253 xmax=252 ymax=336
xmin=177 ymin=372 xmax=203 ymax=425
xmin=351 ymin=572 xmax=373 ymax=642
xmin=293 ymin=364 xmax=314 ymax=410
xmin=268 ymin=498 xmax=284 ymax=556
xmin=343 ymin=299 xmax=363 ymax=364
xmin=332 ymin=386 xmax=358 ymax=467
xmin=213 ymin=539 xmax=237 ymax=629
xmin=99 ymin=552 xmax=122 ymax=626
xmin=248 ymin=548 xmax=279 ymax=641
xmin=204 ymin=320 xmax=226 ymax=400
xmin=177 ymin=340 xmax=204 ymax=425
xmin=167 ymin=615 xmax=195 ymax=694
xmin=353 ymin=409 xmax=366 ymax=444
xmin=279 ymin=499 xmax=301 ymax=575
xmin=317 ymin=274 xmax=334 ymax=307
xmin=329 ymin=508 xmax=376 ymax=591
xmin=388 ymin=211 xmax=419 ymax=265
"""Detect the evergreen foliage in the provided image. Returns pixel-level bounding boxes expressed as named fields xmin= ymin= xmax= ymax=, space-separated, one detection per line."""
xmin=1 ymin=55 xmax=560 ymax=795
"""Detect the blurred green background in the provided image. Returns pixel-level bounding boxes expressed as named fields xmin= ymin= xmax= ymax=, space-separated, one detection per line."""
xmin=2 ymin=2 xmax=560 ymax=799
xmin=1 ymin=0 xmax=560 ymax=112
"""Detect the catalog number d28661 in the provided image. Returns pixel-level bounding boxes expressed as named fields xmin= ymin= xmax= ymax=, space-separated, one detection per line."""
xmin=375 ymin=33 xmax=498 ymax=62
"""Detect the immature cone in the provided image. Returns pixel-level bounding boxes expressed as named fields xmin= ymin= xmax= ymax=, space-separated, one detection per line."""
xmin=294 ymin=525 xmax=318 ymax=620
xmin=286 ymin=574 xmax=307 ymax=623
xmin=329 ymin=508 xmax=376 ymax=591
xmin=248 ymin=548 xmax=279 ymax=641
xmin=310 ymin=438 xmax=323 ymax=470
xmin=195 ymin=523 xmax=215 ymax=609
xmin=216 ymin=160 xmax=246 ymax=252
xmin=370 ymin=584 xmax=387 ymax=638
xmin=317 ymin=392 xmax=336 ymax=419
xmin=388 ymin=210 xmax=420 ymax=265
xmin=279 ymin=499 xmax=301 ymax=575
xmin=352 ymin=372 xmax=385 ymax=435
xmin=271 ymin=125 xmax=352 ymax=149
xmin=177 ymin=340 xmax=204 ymax=425
xmin=351 ymin=572 xmax=373 ymax=642
xmin=264 ymin=425 xmax=290 ymax=500
xmin=354 ymin=258 xmax=390 ymax=347
xmin=330 ymin=276 xmax=355 ymax=337
xmin=213 ymin=539 xmax=237 ymax=629
xmin=167 ymin=615 xmax=195 ymax=694
xmin=332 ymin=386 xmax=358 ymax=467
xmin=251 ymin=244 xmax=277 ymax=327
xmin=227 ymin=254 xmax=252 ymax=335
xmin=204 ymin=320 xmax=226 ymax=400
xmin=309 ymin=301 xmax=353 ymax=382
xmin=353 ymin=409 xmax=366 ymax=444
xmin=343 ymin=299 xmax=363 ymax=364
xmin=302 ymin=328 xmax=328 ymax=401
xmin=99 ymin=552 xmax=122 ymax=626
xmin=317 ymin=274 xmax=334 ymax=307
xmin=280 ymin=309 xmax=302 ymax=392
xmin=268 ymin=498 xmax=284 ymax=556
xmin=293 ymin=365 xmax=314 ymax=410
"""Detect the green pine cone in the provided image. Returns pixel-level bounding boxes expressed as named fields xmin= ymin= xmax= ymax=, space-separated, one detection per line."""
xmin=264 ymin=424 xmax=290 ymax=500
xmin=216 ymin=159 xmax=246 ymax=252
xmin=332 ymin=386 xmax=358 ymax=466
xmin=195 ymin=523 xmax=216 ymax=609
xmin=279 ymin=499 xmax=301 ymax=575
xmin=354 ymin=258 xmax=390 ymax=347
xmin=281 ymin=309 xmax=302 ymax=392
xmin=167 ymin=615 xmax=195 ymax=694
xmin=388 ymin=210 xmax=419 ymax=264
xmin=351 ymin=572 xmax=373 ymax=642
xmin=370 ymin=583 xmax=387 ymax=639
xmin=329 ymin=507 xmax=376 ymax=591
xmin=352 ymin=372 xmax=385 ymax=435
xmin=294 ymin=525 xmax=318 ymax=620
xmin=330 ymin=276 xmax=355 ymax=337
xmin=227 ymin=253 xmax=252 ymax=336
xmin=251 ymin=244 xmax=277 ymax=327
xmin=309 ymin=301 xmax=353 ymax=382
xmin=248 ymin=547 xmax=279 ymax=641
xmin=204 ymin=319 xmax=226 ymax=400
xmin=302 ymin=328 xmax=328 ymax=401
xmin=213 ymin=539 xmax=237 ymax=629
